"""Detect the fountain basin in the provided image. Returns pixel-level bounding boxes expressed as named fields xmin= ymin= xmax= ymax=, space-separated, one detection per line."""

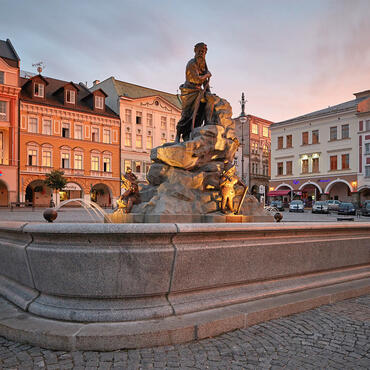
xmin=0 ymin=221 xmax=369 ymax=350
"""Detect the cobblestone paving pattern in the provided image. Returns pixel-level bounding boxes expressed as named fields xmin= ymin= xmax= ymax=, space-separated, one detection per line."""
xmin=0 ymin=295 xmax=369 ymax=369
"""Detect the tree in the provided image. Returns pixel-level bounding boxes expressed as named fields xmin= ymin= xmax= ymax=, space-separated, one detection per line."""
xmin=44 ymin=170 xmax=67 ymax=206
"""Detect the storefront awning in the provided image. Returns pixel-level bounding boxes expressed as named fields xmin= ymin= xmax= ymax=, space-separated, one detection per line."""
xmin=267 ymin=190 xmax=291 ymax=196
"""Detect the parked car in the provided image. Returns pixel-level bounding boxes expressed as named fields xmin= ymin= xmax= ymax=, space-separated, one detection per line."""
xmin=289 ymin=200 xmax=304 ymax=213
xmin=270 ymin=200 xmax=284 ymax=211
xmin=312 ymin=201 xmax=329 ymax=214
xmin=326 ymin=200 xmax=341 ymax=212
xmin=337 ymin=202 xmax=356 ymax=215
xmin=361 ymin=202 xmax=370 ymax=216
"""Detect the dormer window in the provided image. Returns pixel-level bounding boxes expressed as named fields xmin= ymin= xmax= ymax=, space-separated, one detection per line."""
xmin=34 ymin=83 xmax=44 ymax=97
xmin=66 ymin=90 xmax=75 ymax=104
xmin=95 ymin=96 xmax=104 ymax=109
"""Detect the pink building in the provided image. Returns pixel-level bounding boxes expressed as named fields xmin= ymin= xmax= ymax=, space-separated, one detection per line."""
xmin=0 ymin=39 xmax=20 ymax=206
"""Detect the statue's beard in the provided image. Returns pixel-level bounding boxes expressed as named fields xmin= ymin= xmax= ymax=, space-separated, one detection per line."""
xmin=195 ymin=56 xmax=206 ymax=72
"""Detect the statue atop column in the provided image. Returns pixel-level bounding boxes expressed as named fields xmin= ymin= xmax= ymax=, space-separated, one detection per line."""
xmin=175 ymin=42 xmax=217 ymax=142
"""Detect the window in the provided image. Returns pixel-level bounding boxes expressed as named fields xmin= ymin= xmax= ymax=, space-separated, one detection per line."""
xmin=330 ymin=126 xmax=337 ymax=141
xmin=366 ymin=120 xmax=370 ymax=131
xmin=286 ymin=135 xmax=292 ymax=148
xmin=0 ymin=132 xmax=3 ymax=164
xmin=251 ymin=142 xmax=258 ymax=154
xmin=302 ymin=159 xmax=308 ymax=174
xmin=103 ymin=129 xmax=111 ymax=144
xmin=312 ymin=130 xmax=319 ymax=144
xmin=125 ymin=109 xmax=132 ymax=123
xmin=103 ymin=157 xmax=111 ymax=172
xmin=170 ymin=118 xmax=176 ymax=131
xmin=341 ymin=154 xmax=349 ymax=169
xmin=312 ymin=157 xmax=319 ymax=173
xmin=125 ymin=132 xmax=132 ymax=147
xmin=262 ymin=126 xmax=269 ymax=137
xmin=286 ymin=161 xmax=292 ymax=175
xmin=91 ymin=127 xmax=99 ymax=142
xmin=251 ymin=123 xmax=258 ymax=134
xmin=62 ymin=123 xmax=70 ymax=138
xmin=95 ymin=96 xmax=104 ymax=109
xmin=74 ymin=154 xmax=83 ymax=169
xmin=61 ymin=153 xmax=70 ymax=168
xmin=42 ymin=151 xmax=52 ymax=167
xmin=42 ymin=119 xmax=52 ymax=135
xmin=136 ymin=111 xmax=142 ymax=124
xmin=66 ymin=90 xmax=75 ymax=104
xmin=0 ymin=71 xmax=4 ymax=84
xmin=136 ymin=134 xmax=142 ymax=148
xmin=28 ymin=118 xmax=38 ymax=133
xmin=161 ymin=116 xmax=167 ymax=130
xmin=366 ymin=166 xmax=370 ymax=178
xmin=91 ymin=155 xmax=99 ymax=171
xmin=263 ymin=144 xmax=269 ymax=156
xmin=147 ymin=113 xmax=153 ymax=127
xmin=34 ymin=83 xmax=44 ymax=97
xmin=146 ymin=135 xmax=153 ymax=150
xmin=302 ymin=132 xmax=308 ymax=145
xmin=277 ymin=162 xmax=283 ymax=176
xmin=365 ymin=143 xmax=370 ymax=154
xmin=75 ymin=124 xmax=83 ymax=140
xmin=341 ymin=124 xmax=349 ymax=139
xmin=277 ymin=136 xmax=283 ymax=149
xmin=0 ymin=101 xmax=7 ymax=121
xmin=144 ymin=162 xmax=151 ymax=174
xmin=134 ymin=161 xmax=141 ymax=173
xmin=161 ymin=133 xmax=166 ymax=145
xmin=28 ymin=149 xmax=37 ymax=166
xmin=263 ymin=165 xmax=268 ymax=176
xmin=124 ymin=159 xmax=131 ymax=172
xmin=330 ymin=155 xmax=337 ymax=170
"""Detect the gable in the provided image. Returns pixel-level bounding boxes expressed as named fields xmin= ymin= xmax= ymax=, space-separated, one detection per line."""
xmin=132 ymin=95 xmax=181 ymax=114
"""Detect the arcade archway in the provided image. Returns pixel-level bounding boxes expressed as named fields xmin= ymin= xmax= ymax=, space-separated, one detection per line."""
xmin=91 ymin=183 xmax=112 ymax=208
xmin=0 ymin=180 xmax=8 ymax=207
xmin=25 ymin=180 xmax=52 ymax=207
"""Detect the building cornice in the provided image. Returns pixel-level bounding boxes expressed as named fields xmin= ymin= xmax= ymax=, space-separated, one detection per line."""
xmin=20 ymin=101 xmax=120 ymax=127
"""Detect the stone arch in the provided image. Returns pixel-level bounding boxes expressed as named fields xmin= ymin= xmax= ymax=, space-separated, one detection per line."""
xmin=91 ymin=182 xmax=112 ymax=207
xmin=0 ymin=179 xmax=9 ymax=207
xmin=299 ymin=181 xmax=322 ymax=193
xmin=25 ymin=179 xmax=52 ymax=207
xmin=324 ymin=179 xmax=353 ymax=194
xmin=276 ymin=183 xmax=293 ymax=191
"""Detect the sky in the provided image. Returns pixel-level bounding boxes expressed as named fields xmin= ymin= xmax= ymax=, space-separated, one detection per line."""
xmin=1 ymin=0 xmax=369 ymax=122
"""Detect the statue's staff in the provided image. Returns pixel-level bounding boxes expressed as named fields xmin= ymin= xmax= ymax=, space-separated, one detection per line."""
xmin=236 ymin=185 xmax=249 ymax=215
xmin=190 ymin=78 xmax=210 ymax=139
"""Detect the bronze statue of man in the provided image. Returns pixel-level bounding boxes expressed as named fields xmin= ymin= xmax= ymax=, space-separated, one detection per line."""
xmin=175 ymin=42 xmax=217 ymax=142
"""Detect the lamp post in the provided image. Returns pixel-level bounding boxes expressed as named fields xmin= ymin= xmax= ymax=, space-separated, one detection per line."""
xmin=239 ymin=93 xmax=247 ymax=183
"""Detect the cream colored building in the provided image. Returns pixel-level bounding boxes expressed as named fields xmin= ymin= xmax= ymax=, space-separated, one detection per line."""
xmin=270 ymin=90 xmax=370 ymax=205
xmin=90 ymin=77 xmax=181 ymax=182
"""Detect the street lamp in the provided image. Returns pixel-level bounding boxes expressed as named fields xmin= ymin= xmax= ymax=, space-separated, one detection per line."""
xmin=239 ymin=92 xmax=247 ymax=183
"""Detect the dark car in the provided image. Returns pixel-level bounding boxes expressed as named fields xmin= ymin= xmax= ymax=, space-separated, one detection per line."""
xmin=361 ymin=202 xmax=370 ymax=216
xmin=337 ymin=202 xmax=356 ymax=215
xmin=270 ymin=200 xmax=284 ymax=211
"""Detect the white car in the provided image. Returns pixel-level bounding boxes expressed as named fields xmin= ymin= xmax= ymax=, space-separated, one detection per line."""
xmin=312 ymin=201 xmax=329 ymax=214
xmin=289 ymin=200 xmax=304 ymax=213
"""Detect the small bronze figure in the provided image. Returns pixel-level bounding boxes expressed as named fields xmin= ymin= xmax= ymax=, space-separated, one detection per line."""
xmin=175 ymin=42 xmax=217 ymax=142
xmin=117 ymin=167 xmax=141 ymax=213
xmin=220 ymin=166 xmax=244 ymax=214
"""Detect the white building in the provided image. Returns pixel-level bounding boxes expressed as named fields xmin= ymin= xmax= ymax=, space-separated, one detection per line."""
xmin=269 ymin=90 xmax=370 ymax=205
xmin=90 ymin=77 xmax=181 ymax=182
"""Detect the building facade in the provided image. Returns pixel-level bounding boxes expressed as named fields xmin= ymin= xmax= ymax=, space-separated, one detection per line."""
xmin=91 ymin=77 xmax=181 ymax=182
xmin=269 ymin=90 xmax=370 ymax=206
xmin=19 ymin=74 xmax=121 ymax=207
xmin=234 ymin=114 xmax=272 ymax=201
xmin=0 ymin=39 xmax=20 ymax=206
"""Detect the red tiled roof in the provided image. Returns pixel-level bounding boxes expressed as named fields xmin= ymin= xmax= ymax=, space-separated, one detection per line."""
xmin=20 ymin=76 xmax=119 ymax=119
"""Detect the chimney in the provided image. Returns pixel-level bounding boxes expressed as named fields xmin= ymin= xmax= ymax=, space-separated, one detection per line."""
xmin=93 ymin=80 xmax=100 ymax=86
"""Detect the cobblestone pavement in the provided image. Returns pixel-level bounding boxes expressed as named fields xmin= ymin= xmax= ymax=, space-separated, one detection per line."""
xmin=0 ymin=295 xmax=369 ymax=369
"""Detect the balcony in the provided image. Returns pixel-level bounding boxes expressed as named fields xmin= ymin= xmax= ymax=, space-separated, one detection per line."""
xmin=90 ymin=170 xmax=112 ymax=178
